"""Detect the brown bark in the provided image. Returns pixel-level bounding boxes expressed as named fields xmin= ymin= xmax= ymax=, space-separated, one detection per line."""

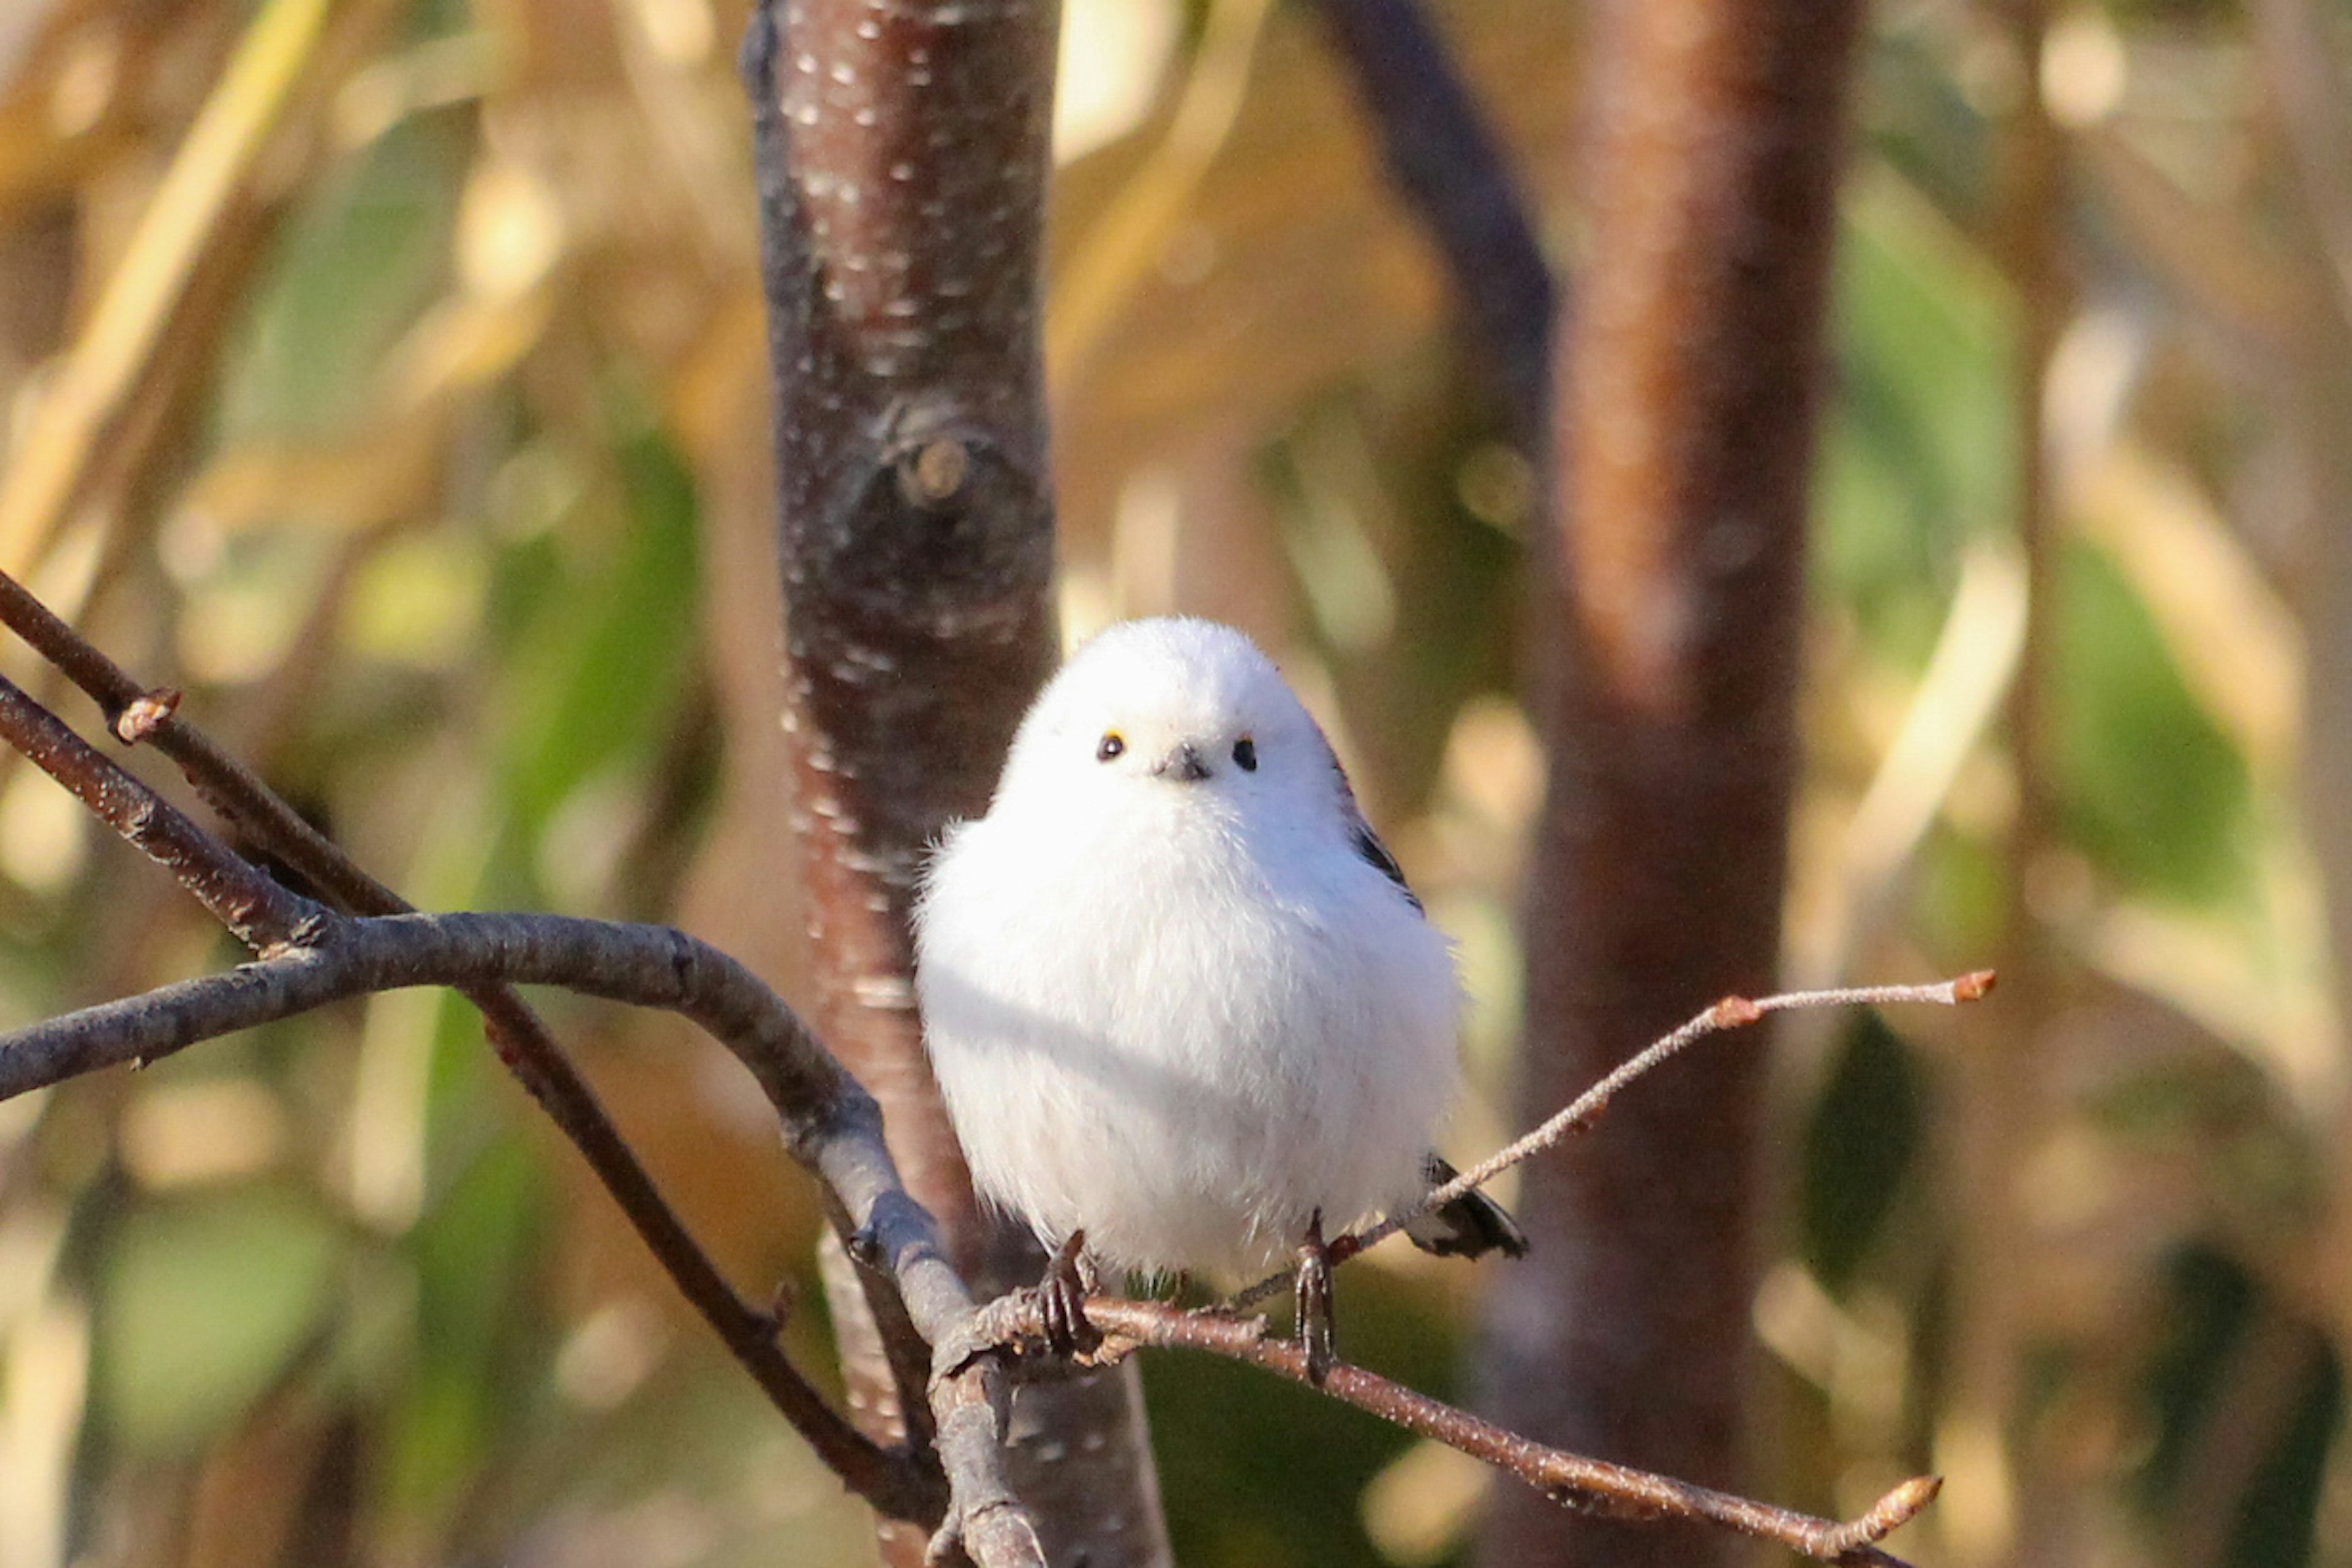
xmin=1480 ymin=1 xmax=1866 ymax=1564
xmin=743 ymin=2 xmax=1170 ymax=1562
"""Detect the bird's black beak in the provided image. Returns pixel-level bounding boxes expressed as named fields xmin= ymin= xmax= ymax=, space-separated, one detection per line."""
xmin=1152 ymin=741 xmax=1211 ymax=782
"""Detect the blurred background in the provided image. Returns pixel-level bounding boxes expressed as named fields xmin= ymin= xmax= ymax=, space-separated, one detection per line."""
xmin=0 ymin=0 xmax=2340 ymax=1564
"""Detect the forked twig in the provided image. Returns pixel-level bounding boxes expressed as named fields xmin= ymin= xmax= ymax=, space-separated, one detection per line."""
xmin=0 ymin=563 xmax=948 ymax=1460
xmin=0 ymin=654 xmax=967 ymax=1530
xmin=0 ymin=902 xmax=1044 ymax=1564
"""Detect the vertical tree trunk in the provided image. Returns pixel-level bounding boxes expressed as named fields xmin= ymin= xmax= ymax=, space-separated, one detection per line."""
xmin=744 ymin=3 xmax=1170 ymax=1562
xmin=1480 ymin=2 xmax=1865 ymax=1564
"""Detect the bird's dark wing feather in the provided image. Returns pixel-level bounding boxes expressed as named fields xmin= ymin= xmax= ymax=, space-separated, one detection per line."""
xmin=1315 ymin=743 xmax=1519 ymax=1258
xmin=1405 ymin=1153 xmax=1529 ymax=1260
xmin=1322 ymin=741 xmax=1422 ymax=911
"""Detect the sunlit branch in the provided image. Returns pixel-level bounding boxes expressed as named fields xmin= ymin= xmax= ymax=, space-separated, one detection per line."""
xmin=0 ymin=909 xmax=1042 ymax=1563
xmin=0 ymin=562 xmax=956 ymax=1473
xmin=948 ymin=1293 xmax=1937 ymax=1567
xmin=1231 ymin=973 xmax=1997 ymax=1308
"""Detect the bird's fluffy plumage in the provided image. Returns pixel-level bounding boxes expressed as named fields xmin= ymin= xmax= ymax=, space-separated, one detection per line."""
xmin=914 ymin=617 xmax=1468 ymax=1280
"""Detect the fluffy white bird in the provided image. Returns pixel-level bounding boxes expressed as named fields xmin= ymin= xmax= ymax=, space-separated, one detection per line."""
xmin=914 ymin=617 xmax=1521 ymax=1366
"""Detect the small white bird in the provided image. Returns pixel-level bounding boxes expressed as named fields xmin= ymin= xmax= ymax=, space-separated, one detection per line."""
xmin=914 ymin=617 xmax=1522 ymax=1368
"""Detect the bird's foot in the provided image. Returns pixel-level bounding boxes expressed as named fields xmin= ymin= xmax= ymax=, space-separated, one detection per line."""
xmin=1038 ymin=1231 xmax=1102 ymax=1359
xmin=1295 ymin=1209 xmax=1336 ymax=1385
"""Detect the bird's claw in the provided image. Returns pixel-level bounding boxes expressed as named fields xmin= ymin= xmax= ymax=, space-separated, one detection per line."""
xmin=1038 ymin=1231 xmax=1102 ymax=1359
xmin=1296 ymin=1209 xmax=1336 ymax=1385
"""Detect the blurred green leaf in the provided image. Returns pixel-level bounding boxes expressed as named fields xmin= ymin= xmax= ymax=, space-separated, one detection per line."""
xmin=1820 ymin=177 xmax=2014 ymax=664
xmin=496 ymin=417 xmax=704 ymax=840
xmin=2053 ymin=539 xmax=2251 ymax=905
xmin=1912 ymin=824 xmax=2005 ymax=958
xmin=96 ymin=1185 xmax=341 ymax=1453
xmin=217 ymin=113 xmax=467 ymax=446
xmin=388 ymin=1131 xmax=549 ymax=1520
xmin=1800 ymin=1011 xmax=1923 ymax=1295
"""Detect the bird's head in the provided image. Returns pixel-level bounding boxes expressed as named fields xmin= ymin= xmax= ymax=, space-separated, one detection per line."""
xmin=995 ymin=617 xmax=1330 ymax=823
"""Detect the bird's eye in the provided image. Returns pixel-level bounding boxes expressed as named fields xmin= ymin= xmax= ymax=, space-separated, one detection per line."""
xmin=1232 ymin=736 xmax=1257 ymax=772
xmin=1096 ymin=732 xmax=1126 ymax=762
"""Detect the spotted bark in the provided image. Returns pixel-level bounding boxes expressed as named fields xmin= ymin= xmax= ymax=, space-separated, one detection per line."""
xmin=745 ymin=2 xmax=1171 ymax=1562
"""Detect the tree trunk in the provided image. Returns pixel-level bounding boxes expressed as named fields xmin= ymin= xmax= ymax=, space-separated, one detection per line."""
xmin=744 ymin=2 xmax=1170 ymax=1562
xmin=1480 ymin=1 xmax=1865 ymax=1563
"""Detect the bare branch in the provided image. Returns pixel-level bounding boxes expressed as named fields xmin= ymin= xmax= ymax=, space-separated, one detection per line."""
xmin=0 ymin=559 xmax=1038 ymax=1548
xmin=1371 ymin=974 xmax=1997 ymax=1250
xmin=0 ymin=669 xmax=320 ymax=949
xmin=1225 ymin=971 xmax=1997 ymax=1309
xmin=0 ymin=567 xmax=921 ymax=1490
xmin=952 ymin=1294 xmax=1936 ymax=1567
xmin=1306 ymin=0 xmax=1556 ymax=449
xmin=0 ymin=653 xmax=930 ymax=1517
xmin=0 ymin=914 xmax=866 ymax=1261
xmin=0 ymin=910 xmax=1041 ymax=1563
xmin=0 ymin=565 xmax=458 ymax=932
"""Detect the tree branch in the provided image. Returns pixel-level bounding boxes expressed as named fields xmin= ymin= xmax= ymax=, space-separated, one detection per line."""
xmin=0 ymin=669 xmax=322 ymax=949
xmin=0 ymin=565 xmax=935 ymax=1487
xmin=951 ymin=1294 xmax=1936 ymax=1567
xmin=1363 ymin=974 xmax=1995 ymax=1255
xmin=1305 ymin=0 xmax=1556 ymax=450
xmin=0 ymin=658 xmax=955 ymax=1528
xmin=1229 ymin=972 xmax=1996 ymax=1310
xmin=0 ymin=909 xmax=1043 ymax=1564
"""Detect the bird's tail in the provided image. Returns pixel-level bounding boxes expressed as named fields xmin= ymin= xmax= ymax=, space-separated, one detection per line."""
xmin=1403 ymin=1153 xmax=1529 ymax=1259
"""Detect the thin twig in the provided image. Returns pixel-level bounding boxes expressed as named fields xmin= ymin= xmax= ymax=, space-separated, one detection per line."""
xmin=952 ymin=1294 xmax=1936 ymax=1567
xmin=0 ymin=671 xmax=322 ymax=951
xmin=0 ymin=564 xmax=954 ymax=1459
xmin=0 ymin=566 xmax=439 ymax=920
xmin=0 ymin=666 xmax=946 ymax=1525
xmin=1397 ymin=976 xmax=1999 ymax=1246
xmin=1232 ymin=973 xmax=1997 ymax=1308
xmin=0 ymin=910 xmax=1041 ymax=1563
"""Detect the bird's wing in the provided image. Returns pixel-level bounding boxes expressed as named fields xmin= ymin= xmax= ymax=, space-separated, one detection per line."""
xmin=1321 ymin=738 xmax=1422 ymax=912
xmin=1404 ymin=1153 xmax=1529 ymax=1260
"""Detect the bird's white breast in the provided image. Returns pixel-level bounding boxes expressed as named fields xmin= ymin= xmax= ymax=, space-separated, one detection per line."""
xmin=915 ymin=790 xmax=1460 ymax=1281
